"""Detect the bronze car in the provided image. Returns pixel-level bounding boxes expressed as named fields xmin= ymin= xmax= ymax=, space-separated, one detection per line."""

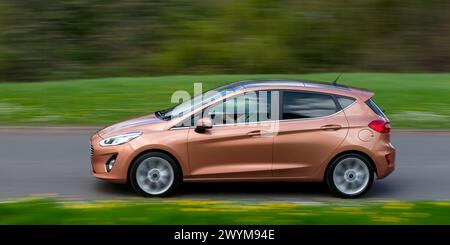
xmin=90 ymin=80 xmax=395 ymax=198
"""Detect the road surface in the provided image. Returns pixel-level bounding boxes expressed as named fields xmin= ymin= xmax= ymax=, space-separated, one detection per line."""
xmin=0 ymin=128 xmax=449 ymax=201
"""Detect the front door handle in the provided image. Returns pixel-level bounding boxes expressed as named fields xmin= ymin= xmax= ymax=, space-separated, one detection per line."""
xmin=247 ymin=130 xmax=262 ymax=136
xmin=320 ymin=124 xmax=342 ymax=131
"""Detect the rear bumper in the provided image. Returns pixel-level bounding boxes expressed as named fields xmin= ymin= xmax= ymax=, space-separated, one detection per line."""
xmin=377 ymin=162 xmax=395 ymax=179
xmin=374 ymin=142 xmax=396 ymax=179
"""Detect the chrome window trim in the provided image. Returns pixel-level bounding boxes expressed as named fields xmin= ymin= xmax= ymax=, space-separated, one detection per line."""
xmin=169 ymin=102 xmax=356 ymax=130
xmin=169 ymin=90 xmax=358 ymax=130
xmin=170 ymin=126 xmax=191 ymax=130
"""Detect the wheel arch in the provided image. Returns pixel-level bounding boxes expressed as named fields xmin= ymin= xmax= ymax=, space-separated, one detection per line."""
xmin=127 ymin=149 xmax=184 ymax=184
xmin=323 ymin=150 xmax=378 ymax=181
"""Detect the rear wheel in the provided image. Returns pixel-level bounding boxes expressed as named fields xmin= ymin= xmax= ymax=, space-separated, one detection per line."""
xmin=130 ymin=152 xmax=181 ymax=197
xmin=326 ymin=153 xmax=374 ymax=198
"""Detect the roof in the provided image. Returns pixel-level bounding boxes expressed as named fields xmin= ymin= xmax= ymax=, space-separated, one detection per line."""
xmin=219 ymin=79 xmax=374 ymax=100
xmin=225 ymin=79 xmax=351 ymax=91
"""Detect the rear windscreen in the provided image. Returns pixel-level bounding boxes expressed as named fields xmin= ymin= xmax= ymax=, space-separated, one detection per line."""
xmin=365 ymin=99 xmax=387 ymax=119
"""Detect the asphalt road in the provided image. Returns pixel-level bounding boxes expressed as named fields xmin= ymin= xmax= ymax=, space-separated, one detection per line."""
xmin=1 ymin=128 xmax=449 ymax=201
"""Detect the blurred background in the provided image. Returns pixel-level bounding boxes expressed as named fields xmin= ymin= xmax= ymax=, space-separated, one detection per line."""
xmin=1 ymin=1 xmax=450 ymax=224
xmin=1 ymin=0 xmax=450 ymax=127
xmin=0 ymin=0 xmax=449 ymax=82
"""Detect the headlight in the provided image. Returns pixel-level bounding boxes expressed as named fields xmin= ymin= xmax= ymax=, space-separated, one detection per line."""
xmin=99 ymin=132 xmax=142 ymax=146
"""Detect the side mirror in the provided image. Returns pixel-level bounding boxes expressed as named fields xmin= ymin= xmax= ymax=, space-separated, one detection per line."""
xmin=195 ymin=117 xmax=213 ymax=133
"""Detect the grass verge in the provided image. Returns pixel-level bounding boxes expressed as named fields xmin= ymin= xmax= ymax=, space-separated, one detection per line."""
xmin=1 ymin=198 xmax=450 ymax=224
xmin=1 ymin=73 xmax=450 ymax=128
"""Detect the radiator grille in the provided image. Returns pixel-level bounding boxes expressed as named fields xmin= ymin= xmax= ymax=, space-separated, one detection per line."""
xmin=90 ymin=144 xmax=94 ymax=158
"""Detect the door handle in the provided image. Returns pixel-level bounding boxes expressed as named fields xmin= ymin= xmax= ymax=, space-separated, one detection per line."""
xmin=247 ymin=130 xmax=273 ymax=137
xmin=320 ymin=124 xmax=342 ymax=131
xmin=247 ymin=130 xmax=262 ymax=136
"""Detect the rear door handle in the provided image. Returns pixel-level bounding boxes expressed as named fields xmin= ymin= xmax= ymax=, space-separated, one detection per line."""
xmin=320 ymin=124 xmax=342 ymax=131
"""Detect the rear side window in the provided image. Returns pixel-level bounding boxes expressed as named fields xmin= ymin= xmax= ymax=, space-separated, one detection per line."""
xmin=365 ymin=99 xmax=387 ymax=119
xmin=337 ymin=96 xmax=356 ymax=109
xmin=282 ymin=91 xmax=338 ymax=119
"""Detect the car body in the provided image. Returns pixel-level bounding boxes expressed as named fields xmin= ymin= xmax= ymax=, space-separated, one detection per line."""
xmin=90 ymin=80 xmax=395 ymax=197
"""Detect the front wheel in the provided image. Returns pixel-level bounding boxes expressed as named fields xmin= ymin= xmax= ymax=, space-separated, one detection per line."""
xmin=130 ymin=152 xmax=181 ymax=197
xmin=326 ymin=153 xmax=374 ymax=198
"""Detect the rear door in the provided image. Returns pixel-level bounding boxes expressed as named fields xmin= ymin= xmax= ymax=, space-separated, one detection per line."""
xmin=272 ymin=90 xmax=349 ymax=179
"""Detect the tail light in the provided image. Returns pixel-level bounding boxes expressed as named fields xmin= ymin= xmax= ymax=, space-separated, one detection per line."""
xmin=368 ymin=120 xmax=391 ymax=133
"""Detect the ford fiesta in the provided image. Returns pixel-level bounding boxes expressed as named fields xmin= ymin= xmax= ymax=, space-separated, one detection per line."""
xmin=90 ymin=80 xmax=395 ymax=198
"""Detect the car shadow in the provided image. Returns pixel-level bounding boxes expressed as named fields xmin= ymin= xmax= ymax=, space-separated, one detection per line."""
xmin=178 ymin=182 xmax=339 ymax=201
xmin=93 ymin=181 xmax=136 ymax=197
xmin=94 ymin=180 xmax=397 ymax=200
xmin=364 ymin=179 xmax=400 ymax=199
xmin=180 ymin=182 xmax=328 ymax=195
xmin=94 ymin=180 xmax=334 ymax=200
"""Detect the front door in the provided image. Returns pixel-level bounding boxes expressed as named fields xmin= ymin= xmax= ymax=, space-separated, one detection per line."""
xmin=187 ymin=90 xmax=275 ymax=179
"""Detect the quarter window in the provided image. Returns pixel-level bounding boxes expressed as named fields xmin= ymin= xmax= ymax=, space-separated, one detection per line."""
xmin=337 ymin=96 xmax=356 ymax=109
xmin=282 ymin=91 xmax=338 ymax=119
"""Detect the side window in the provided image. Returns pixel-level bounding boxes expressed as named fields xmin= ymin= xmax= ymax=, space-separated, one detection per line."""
xmin=206 ymin=90 xmax=273 ymax=125
xmin=282 ymin=91 xmax=338 ymax=119
xmin=337 ymin=96 xmax=356 ymax=110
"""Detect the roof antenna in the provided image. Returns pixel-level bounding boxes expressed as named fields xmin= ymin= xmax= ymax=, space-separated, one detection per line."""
xmin=332 ymin=73 xmax=343 ymax=86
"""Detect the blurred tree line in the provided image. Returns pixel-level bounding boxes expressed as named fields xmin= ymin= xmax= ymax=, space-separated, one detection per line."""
xmin=0 ymin=0 xmax=449 ymax=82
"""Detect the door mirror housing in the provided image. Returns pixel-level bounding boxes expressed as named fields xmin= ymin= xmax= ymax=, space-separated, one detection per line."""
xmin=195 ymin=117 xmax=213 ymax=133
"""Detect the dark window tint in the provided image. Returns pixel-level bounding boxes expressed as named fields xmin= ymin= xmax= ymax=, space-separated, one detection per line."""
xmin=365 ymin=99 xmax=387 ymax=119
xmin=282 ymin=91 xmax=338 ymax=119
xmin=337 ymin=96 xmax=356 ymax=109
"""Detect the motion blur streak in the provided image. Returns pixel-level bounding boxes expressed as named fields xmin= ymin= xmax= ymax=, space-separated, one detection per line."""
xmin=0 ymin=0 xmax=449 ymax=82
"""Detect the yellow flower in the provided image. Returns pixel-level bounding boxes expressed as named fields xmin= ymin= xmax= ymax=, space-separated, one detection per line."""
xmin=372 ymin=216 xmax=407 ymax=223
xmin=432 ymin=202 xmax=450 ymax=206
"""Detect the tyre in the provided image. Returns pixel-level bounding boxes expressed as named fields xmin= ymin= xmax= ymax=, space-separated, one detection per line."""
xmin=326 ymin=153 xmax=374 ymax=198
xmin=130 ymin=152 xmax=181 ymax=197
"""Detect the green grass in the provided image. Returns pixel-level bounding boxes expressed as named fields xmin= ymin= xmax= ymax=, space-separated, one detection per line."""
xmin=1 ymin=73 xmax=450 ymax=128
xmin=1 ymin=198 xmax=450 ymax=224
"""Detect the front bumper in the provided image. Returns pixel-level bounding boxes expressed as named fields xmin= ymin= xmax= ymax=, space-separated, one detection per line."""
xmin=90 ymin=133 xmax=133 ymax=184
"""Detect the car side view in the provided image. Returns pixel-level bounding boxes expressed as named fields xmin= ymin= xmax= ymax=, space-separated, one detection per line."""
xmin=90 ymin=80 xmax=395 ymax=198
